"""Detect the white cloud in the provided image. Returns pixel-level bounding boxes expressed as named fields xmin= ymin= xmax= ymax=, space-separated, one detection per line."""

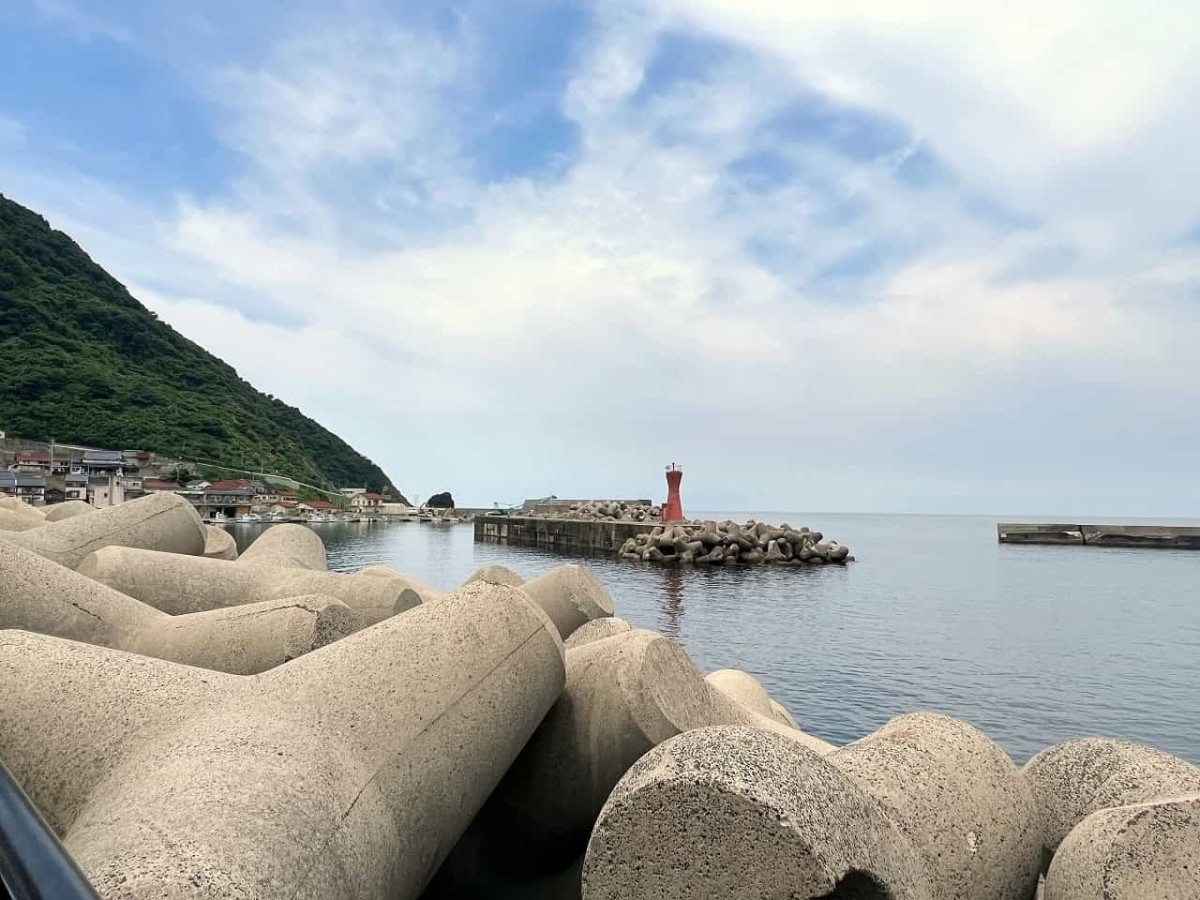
xmin=6 ymin=1 xmax=1199 ymax=511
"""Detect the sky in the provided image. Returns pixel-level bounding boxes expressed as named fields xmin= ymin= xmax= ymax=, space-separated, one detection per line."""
xmin=1 ymin=0 xmax=1198 ymax=515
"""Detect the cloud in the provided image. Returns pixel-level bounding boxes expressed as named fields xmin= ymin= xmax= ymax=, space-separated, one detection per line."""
xmin=3 ymin=0 xmax=1198 ymax=512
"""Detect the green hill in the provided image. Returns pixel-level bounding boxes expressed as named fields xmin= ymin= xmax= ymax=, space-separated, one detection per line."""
xmin=0 ymin=193 xmax=404 ymax=498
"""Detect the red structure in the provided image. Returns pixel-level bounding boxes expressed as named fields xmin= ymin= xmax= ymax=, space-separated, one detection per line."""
xmin=663 ymin=463 xmax=685 ymax=523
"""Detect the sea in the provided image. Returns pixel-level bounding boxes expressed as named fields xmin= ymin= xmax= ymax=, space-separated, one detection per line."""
xmin=230 ymin=512 xmax=1200 ymax=765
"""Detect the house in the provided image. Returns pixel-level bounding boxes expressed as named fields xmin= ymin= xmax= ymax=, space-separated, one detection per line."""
xmin=142 ymin=479 xmax=181 ymax=493
xmin=64 ymin=472 xmax=88 ymax=502
xmin=297 ymin=499 xmax=336 ymax=516
xmin=349 ymin=492 xmax=383 ymax=512
xmin=190 ymin=479 xmax=256 ymax=521
xmin=88 ymin=475 xmax=125 ymax=510
xmin=0 ymin=472 xmax=46 ymax=504
xmin=82 ymin=449 xmax=126 ymax=477
xmin=11 ymin=450 xmax=80 ymax=475
xmin=250 ymin=481 xmax=279 ymax=506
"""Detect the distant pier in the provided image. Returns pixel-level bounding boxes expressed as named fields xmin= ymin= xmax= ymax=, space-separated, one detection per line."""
xmin=998 ymin=523 xmax=1200 ymax=550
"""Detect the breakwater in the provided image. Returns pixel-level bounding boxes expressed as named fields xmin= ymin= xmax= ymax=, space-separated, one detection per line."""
xmin=476 ymin=513 xmax=852 ymax=566
xmin=999 ymin=522 xmax=1200 ymax=549
xmin=475 ymin=513 xmax=654 ymax=555
xmin=1 ymin=494 xmax=1196 ymax=897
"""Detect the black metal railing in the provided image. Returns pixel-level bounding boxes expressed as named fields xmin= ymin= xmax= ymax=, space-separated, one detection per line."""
xmin=0 ymin=764 xmax=98 ymax=900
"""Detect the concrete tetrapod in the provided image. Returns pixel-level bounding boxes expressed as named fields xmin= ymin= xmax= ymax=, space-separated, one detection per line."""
xmin=44 ymin=500 xmax=95 ymax=523
xmin=0 ymin=581 xmax=565 ymax=899
xmin=237 ymin=523 xmax=326 ymax=569
xmin=562 ymin=616 xmax=633 ymax=650
xmin=706 ymin=667 xmax=800 ymax=729
xmin=77 ymin=547 xmax=422 ymax=624
xmin=0 ymin=541 xmax=363 ymax=674
xmin=1042 ymin=793 xmax=1200 ymax=899
xmin=0 ymin=492 xmax=204 ymax=567
xmin=519 ymin=564 xmax=614 ymax=639
xmin=828 ymin=712 xmax=1041 ymax=900
xmin=1020 ymin=738 xmax=1200 ymax=866
xmin=0 ymin=507 xmax=46 ymax=531
xmin=203 ymin=524 xmax=239 ymax=560
xmin=464 ymin=564 xmax=525 ymax=587
xmin=429 ymin=629 xmax=834 ymax=894
xmin=581 ymin=726 xmax=933 ymax=900
xmin=357 ymin=564 xmax=446 ymax=602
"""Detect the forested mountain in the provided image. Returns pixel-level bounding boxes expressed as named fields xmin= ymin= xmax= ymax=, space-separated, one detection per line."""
xmin=0 ymin=194 xmax=402 ymax=497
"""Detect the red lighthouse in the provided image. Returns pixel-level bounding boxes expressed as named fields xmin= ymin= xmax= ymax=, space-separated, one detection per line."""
xmin=663 ymin=463 xmax=684 ymax=523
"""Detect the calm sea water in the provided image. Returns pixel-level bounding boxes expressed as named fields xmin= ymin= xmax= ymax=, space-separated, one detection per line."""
xmin=232 ymin=513 xmax=1200 ymax=765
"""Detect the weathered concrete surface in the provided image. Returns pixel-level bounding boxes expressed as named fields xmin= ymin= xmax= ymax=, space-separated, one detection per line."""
xmin=0 ymin=541 xmax=362 ymax=674
xmin=998 ymin=522 xmax=1200 ymax=549
xmin=203 ymin=524 xmax=239 ymax=560
xmin=77 ymin=547 xmax=422 ymax=624
xmin=464 ymin=564 xmax=525 ymax=587
xmin=1043 ymin=794 xmax=1200 ymax=899
xmin=0 ymin=507 xmax=46 ymax=531
xmin=431 ymin=629 xmax=834 ymax=893
xmin=520 ymin=564 xmax=614 ymax=639
xmin=0 ymin=492 xmax=205 ymax=567
xmin=562 ymin=616 xmax=633 ymax=651
xmin=705 ymin=668 xmax=777 ymax=718
xmin=770 ymin=699 xmax=801 ymax=729
xmin=1021 ymin=738 xmax=1200 ymax=864
xmin=830 ymin=711 xmax=1041 ymax=900
xmin=238 ymin=523 xmax=326 ymax=569
xmin=476 ymin=515 xmax=655 ymax=555
xmin=44 ymin=500 xmax=95 ymax=523
xmin=357 ymin=563 xmax=446 ymax=602
xmin=581 ymin=726 xmax=933 ymax=900
xmin=0 ymin=581 xmax=565 ymax=899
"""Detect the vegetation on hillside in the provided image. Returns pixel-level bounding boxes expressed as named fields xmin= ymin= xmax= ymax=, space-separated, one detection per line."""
xmin=0 ymin=194 xmax=404 ymax=497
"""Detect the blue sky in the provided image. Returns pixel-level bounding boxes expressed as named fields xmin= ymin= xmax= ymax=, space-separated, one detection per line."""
xmin=2 ymin=0 xmax=1198 ymax=514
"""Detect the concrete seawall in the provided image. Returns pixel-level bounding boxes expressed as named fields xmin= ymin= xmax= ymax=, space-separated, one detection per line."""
xmin=475 ymin=515 xmax=655 ymax=555
xmin=998 ymin=523 xmax=1200 ymax=549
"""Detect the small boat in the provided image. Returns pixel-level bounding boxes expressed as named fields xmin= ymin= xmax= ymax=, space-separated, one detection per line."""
xmin=232 ymin=513 xmax=262 ymax=524
xmin=211 ymin=512 xmax=228 ymax=525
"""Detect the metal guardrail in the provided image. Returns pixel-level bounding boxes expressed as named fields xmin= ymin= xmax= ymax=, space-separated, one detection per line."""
xmin=0 ymin=764 xmax=98 ymax=900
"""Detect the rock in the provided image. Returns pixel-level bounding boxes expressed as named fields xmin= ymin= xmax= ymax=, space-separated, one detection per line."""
xmin=465 ymin=564 xmax=525 ymax=587
xmin=830 ymin=711 xmax=1041 ymax=900
xmin=42 ymin=500 xmax=93 ymax=523
xmin=581 ymin=726 xmax=932 ymax=900
xmin=0 ymin=581 xmax=565 ymax=899
xmin=0 ymin=492 xmax=204 ymax=568
xmin=0 ymin=541 xmax=362 ymax=674
xmin=764 ymin=540 xmax=785 ymax=562
xmin=1042 ymin=794 xmax=1200 ymax=899
xmin=77 ymin=547 xmax=423 ymax=624
xmin=520 ymin=564 xmax=614 ymax=639
xmin=238 ymin=523 xmax=326 ymax=569
xmin=740 ymin=549 xmax=764 ymax=564
xmin=355 ymin=564 xmax=445 ymax=601
xmin=1021 ymin=738 xmax=1200 ymax=865
xmin=426 ymin=491 xmax=455 ymax=508
xmin=203 ymin=524 xmax=239 ymax=560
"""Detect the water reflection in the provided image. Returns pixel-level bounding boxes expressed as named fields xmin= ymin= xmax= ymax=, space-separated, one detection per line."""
xmin=658 ymin=567 xmax=685 ymax=639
